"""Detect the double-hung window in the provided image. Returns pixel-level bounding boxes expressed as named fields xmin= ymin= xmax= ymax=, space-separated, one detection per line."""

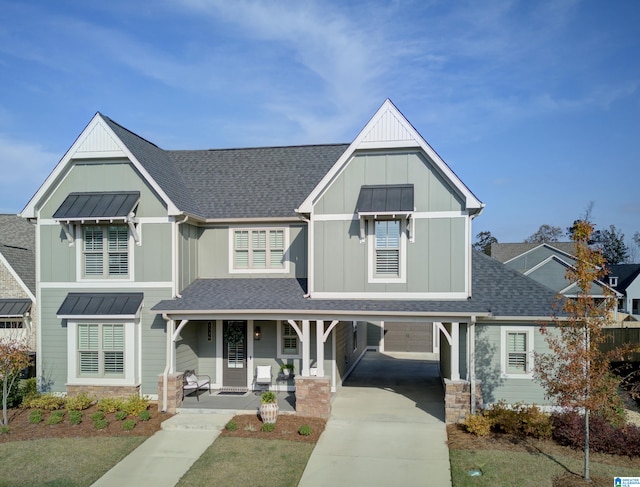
xmin=502 ymin=328 xmax=533 ymax=378
xmin=78 ymin=323 xmax=124 ymax=377
xmin=232 ymin=228 xmax=287 ymax=272
xmin=278 ymin=321 xmax=301 ymax=358
xmin=375 ymin=220 xmax=400 ymax=277
xmin=83 ymin=225 xmax=129 ymax=278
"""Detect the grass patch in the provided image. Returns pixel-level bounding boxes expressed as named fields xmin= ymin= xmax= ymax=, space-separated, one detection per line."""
xmin=449 ymin=449 xmax=640 ymax=486
xmin=177 ymin=437 xmax=314 ymax=487
xmin=0 ymin=436 xmax=146 ymax=486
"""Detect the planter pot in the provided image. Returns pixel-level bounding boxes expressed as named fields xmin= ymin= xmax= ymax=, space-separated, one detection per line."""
xmin=283 ymin=369 xmax=291 ymax=378
xmin=260 ymin=402 xmax=279 ymax=424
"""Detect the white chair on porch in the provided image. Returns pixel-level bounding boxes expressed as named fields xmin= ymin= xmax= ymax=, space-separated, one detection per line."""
xmin=183 ymin=370 xmax=211 ymax=401
xmin=254 ymin=365 xmax=272 ymax=393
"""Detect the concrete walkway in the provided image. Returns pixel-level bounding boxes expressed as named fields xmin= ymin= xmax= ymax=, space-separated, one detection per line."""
xmin=91 ymin=413 xmax=232 ymax=487
xmin=298 ymin=351 xmax=451 ymax=487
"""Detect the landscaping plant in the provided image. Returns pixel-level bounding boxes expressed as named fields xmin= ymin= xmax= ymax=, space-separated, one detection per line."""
xmin=0 ymin=336 xmax=31 ymax=425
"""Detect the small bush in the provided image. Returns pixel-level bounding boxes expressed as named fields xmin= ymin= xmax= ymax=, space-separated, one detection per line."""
xmin=65 ymin=392 xmax=94 ymax=411
xmin=28 ymin=409 xmax=43 ymax=424
xmin=24 ymin=393 xmax=65 ymax=411
xmin=93 ymin=418 xmax=109 ymax=430
xmin=225 ymin=420 xmax=238 ymax=431
xmin=19 ymin=378 xmax=39 ymax=405
xmin=96 ymin=397 xmax=125 ymax=413
xmin=69 ymin=410 xmax=83 ymax=425
xmin=121 ymin=395 xmax=150 ymax=416
xmin=46 ymin=410 xmax=64 ymax=425
xmin=122 ymin=419 xmax=136 ymax=431
xmin=1 ymin=374 xmax=23 ymax=408
xmin=483 ymin=402 xmax=552 ymax=439
xmin=298 ymin=424 xmax=312 ymax=436
xmin=90 ymin=411 xmax=105 ymax=422
xmin=244 ymin=424 xmax=257 ymax=432
xmin=261 ymin=391 xmax=277 ymax=404
xmin=115 ymin=411 xmax=128 ymax=421
xmin=485 ymin=401 xmax=520 ymax=435
xmin=138 ymin=410 xmax=151 ymax=422
xmin=463 ymin=413 xmax=492 ymax=437
xmin=261 ymin=423 xmax=275 ymax=432
xmin=0 ymin=425 xmax=10 ymax=434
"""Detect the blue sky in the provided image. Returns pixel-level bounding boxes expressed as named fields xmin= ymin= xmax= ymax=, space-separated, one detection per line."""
xmin=1 ymin=0 xmax=639 ymax=247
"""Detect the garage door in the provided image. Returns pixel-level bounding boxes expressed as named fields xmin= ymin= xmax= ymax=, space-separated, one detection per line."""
xmin=384 ymin=322 xmax=433 ymax=352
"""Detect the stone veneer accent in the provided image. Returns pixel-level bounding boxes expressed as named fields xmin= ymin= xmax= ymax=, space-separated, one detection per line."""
xmin=444 ymin=379 xmax=483 ymax=424
xmin=157 ymin=372 xmax=184 ymax=413
xmin=294 ymin=376 xmax=331 ymax=418
xmin=66 ymin=384 xmax=140 ymax=399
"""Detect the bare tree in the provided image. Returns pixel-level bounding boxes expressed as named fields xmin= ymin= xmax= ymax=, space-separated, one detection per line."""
xmin=0 ymin=335 xmax=31 ymax=425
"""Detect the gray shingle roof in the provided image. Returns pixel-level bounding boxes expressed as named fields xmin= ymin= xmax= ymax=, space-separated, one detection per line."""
xmin=606 ymin=264 xmax=640 ymax=293
xmin=490 ymin=242 xmax=576 ymax=263
xmin=0 ymin=214 xmax=35 ymax=293
xmin=57 ymin=293 xmax=144 ymax=318
xmin=152 ymin=251 xmax=560 ymax=319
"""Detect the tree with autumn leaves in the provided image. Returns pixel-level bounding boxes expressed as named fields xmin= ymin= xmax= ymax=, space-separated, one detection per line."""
xmin=535 ymin=220 xmax=635 ymax=482
xmin=0 ymin=334 xmax=31 ymax=426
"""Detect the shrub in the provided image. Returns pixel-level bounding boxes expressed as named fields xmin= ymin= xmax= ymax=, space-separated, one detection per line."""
xmin=0 ymin=374 xmax=23 ymax=408
xmin=518 ymin=404 xmax=553 ymax=439
xmin=121 ymin=395 xmax=150 ymax=416
xmin=96 ymin=397 xmax=125 ymax=413
xmin=138 ymin=410 xmax=151 ymax=422
xmin=20 ymin=377 xmax=38 ymax=401
xmin=485 ymin=401 xmax=521 ymax=435
xmin=65 ymin=392 xmax=94 ymax=411
xmin=69 ymin=410 xmax=83 ymax=425
xmin=90 ymin=411 xmax=105 ymax=422
xmin=0 ymin=425 xmax=10 ymax=434
xmin=46 ymin=410 xmax=64 ymax=425
xmin=261 ymin=423 xmax=275 ymax=432
xmin=122 ymin=419 xmax=136 ymax=431
xmin=463 ymin=413 xmax=492 ymax=437
xmin=28 ymin=409 xmax=43 ymax=424
xmin=93 ymin=418 xmax=109 ymax=430
xmin=261 ymin=391 xmax=277 ymax=404
xmin=24 ymin=393 xmax=65 ymax=411
xmin=298 ymin=424 xmax=312 ymax=436
xmin=115 ymin=411 xmax=128 ymax=421
xmin=483 ymin=402 xmax=552 ymax=439
xmin=244 ymin=424 xmax=257 ymax=432
xmin=225 ymin=420 xmax=238 ymax=431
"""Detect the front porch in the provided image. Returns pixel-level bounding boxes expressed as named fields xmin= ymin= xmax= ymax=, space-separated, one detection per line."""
xmin=178 ymin=389 xmax=297 ymax=415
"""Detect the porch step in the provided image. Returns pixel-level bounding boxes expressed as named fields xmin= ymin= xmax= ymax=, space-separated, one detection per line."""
xmin=161 ymin=413 xmax=233 ymax=431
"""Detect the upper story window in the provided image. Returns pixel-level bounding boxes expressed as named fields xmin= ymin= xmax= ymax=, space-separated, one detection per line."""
xmin=83 ymin=225 xmax=129 ymax=278
xmin=230 ymin=227 xmax=289 ymax=273
xmin=375 ymin=220 xmax=400 ymax=277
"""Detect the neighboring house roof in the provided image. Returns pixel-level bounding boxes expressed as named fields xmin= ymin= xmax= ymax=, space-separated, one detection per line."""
xmin=57 ymin=293 xmax=144 ymax=319
xmin=605 ymin=264 xmax=640 ymax=293
xmin=0 ymin=214 xmax=35 ymax=295
xmin=491 ymin=242 xmax=576 ymax=263
xmin=153 ymin=251 xmax=560 ymax=319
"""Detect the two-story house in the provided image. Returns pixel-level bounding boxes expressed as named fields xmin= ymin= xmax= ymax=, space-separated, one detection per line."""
xmin=21 ymin=100 xmax=560 ymax=422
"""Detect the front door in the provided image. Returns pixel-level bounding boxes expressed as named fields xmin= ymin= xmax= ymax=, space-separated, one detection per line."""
xmin=223 ymin=321 xmax=247 ymax=388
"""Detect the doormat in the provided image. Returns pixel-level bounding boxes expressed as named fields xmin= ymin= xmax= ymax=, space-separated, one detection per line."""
xmin=216 ymin=391 xmax=247 ymax=396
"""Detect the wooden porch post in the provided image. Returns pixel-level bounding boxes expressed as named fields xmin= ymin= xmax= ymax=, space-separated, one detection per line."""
xmin=301 ymin=320 xmax=311 ymax=376
xmin=451 ymin=321 xmax=460 ymax=380
xmin=315 ymin=320 xmax=325 ymax=377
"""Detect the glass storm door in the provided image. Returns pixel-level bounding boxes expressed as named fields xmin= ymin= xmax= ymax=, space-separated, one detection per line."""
xmin=222 ymin=321 xmax=247 ymax=388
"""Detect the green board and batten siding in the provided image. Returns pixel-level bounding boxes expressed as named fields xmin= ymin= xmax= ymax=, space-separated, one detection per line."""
xmin=312 ymin=151 xmax=467 ymax=293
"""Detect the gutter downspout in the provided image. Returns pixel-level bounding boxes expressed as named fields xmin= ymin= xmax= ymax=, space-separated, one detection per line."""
xmin=470 ymin=316 xmax=477 ymax=415
xmin=161 ymin=316 xmax=174 ymax=413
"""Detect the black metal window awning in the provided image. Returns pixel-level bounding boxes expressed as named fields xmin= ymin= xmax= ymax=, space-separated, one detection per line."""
xmin=356 ymin=184 xmax=414 ymax=216
xmin=57 ymin=293 xmax=144 ymax=320
xmin=0 ymin=299 xmax=32 ymax=318
xmin=53 ymin=191 xmax=141 ymax=244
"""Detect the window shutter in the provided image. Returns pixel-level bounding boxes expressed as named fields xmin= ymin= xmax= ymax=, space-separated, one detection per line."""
xmin=84 ymin=227 xmax=103 ymax=251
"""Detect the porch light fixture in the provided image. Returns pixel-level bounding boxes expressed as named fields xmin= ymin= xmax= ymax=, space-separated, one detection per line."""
xmin=254 ymin=326 xmax=261 ymax=340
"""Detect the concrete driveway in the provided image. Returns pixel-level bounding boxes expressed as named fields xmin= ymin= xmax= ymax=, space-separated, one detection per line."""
xmin=298 ymin=351 xmax=451 ymax=487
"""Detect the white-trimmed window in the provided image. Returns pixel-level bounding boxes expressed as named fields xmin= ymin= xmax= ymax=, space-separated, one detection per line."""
xmin=367 ymin=218 xmax=406 ymax=283
xmin=0 ymin=320 xmax=23 ymax=329
xmin=501 ymin=327 xmax=534 ymax=378
xmin=83 ymin=225 xmax=129 ymax=278
xmin=277 ymin=321 xmax=301 ymax=358
xmin=230 ymin=227 xmax=288 ymax=273
xmin=77 ymin=323 xmax=124 ymax=377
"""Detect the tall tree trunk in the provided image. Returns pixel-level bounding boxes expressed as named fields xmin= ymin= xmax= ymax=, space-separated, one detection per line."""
xmin=584 ymin=408 xmax=590 ymax=481
xmin=2 ymin=379 xmax=7 ymax=426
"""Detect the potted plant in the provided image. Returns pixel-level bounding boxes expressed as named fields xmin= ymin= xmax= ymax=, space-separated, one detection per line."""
xmin=259 ymin=391 xmax=278 ymax=424
xmin=280 ymin=363 xmax=294 ymax=378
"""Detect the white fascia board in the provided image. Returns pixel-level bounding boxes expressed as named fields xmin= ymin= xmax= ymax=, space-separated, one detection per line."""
xmin=296 ymin=99 xmax=484 ymax=215
xmin=0 ymin=253 xmax=36 ymax=302
xmin=21 ymin=113 xmax=180 ymax=219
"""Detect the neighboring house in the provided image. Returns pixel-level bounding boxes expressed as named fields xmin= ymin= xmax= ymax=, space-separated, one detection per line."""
xmin=0 ymin=214 xmax=36 ymax=375
xmin=21 ymin=100 xmax=562 ymax=422
xmin=491 ymin=242 xmax=617 ymax=299
xmin=604 ymin=264 xmax=640 ymax=317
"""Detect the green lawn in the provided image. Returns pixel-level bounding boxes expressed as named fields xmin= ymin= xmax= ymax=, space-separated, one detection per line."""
xmin=449 ymin=448 xmax=640 ymax=487
xmin=176 ymin=437 xmax=315 ymax=487
xmin=0 ymin=436 xmax=147 ymax=487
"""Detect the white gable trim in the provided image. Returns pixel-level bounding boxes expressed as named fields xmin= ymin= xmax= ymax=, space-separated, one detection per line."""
xmin=21 ymin=113 xmax=180 ymax=219
xmin=296 ymin=99 xmax=484 ymax=215
xmin=0 ymin=253 xmax=36 ymax=302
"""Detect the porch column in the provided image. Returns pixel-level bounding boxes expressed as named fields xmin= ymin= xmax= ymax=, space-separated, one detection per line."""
xmin=315 ymin=320 xmax=325 ymax=377
xmin=301 ymin=320 xmax=311 ymax=376
xmin=450 ymin=322 xmax=460 ymax=381
xmin=167 ymin=319 xmax=176 ymax=373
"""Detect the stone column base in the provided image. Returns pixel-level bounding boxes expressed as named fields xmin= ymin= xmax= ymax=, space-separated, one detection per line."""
xmin=444 ymin=379 xmax=482 ymax=424
xmin=66 ymin=384 xmax=140 ymax=399
xmin=295 ymin=376 xmax=331 ymax=418
xmin=157 ymin=372 xmax=184 ymax=413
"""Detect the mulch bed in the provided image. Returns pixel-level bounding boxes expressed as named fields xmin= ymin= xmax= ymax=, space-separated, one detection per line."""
xmin=220 ymin=413 xmax=326 ymax=443
xmin=447 ymin=424 xmax=640 ymax=487
xmin=0 ymin=405 xmax=168 ymax=443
